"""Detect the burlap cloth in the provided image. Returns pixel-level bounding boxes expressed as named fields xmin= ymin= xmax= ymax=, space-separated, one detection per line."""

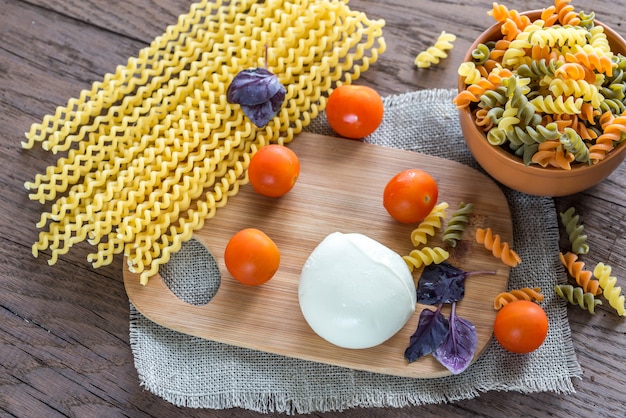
xmin=129 ymin=88 xmax=583 ymax=414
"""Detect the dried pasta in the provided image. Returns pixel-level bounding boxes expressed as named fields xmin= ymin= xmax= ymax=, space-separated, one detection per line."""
xmin=559 ymin=252 xmax=601 ymax=295
xmin=402 ymin=247 xmax=449 ymax=272
xmin=414 ymin=31 xmax=456 ymax=68
xmin=494 ymin=287 xmax=544 ymax=309
xmin=409 ymin=202 xmax=448 ymax=247
xmin=475 ymin=227 xmax=521 ymax=267
xmin=442 ymin=202 xmax=473 ymax=247
xmin=454 ymin=0 xmax=626 ymax=170
xmin=593 ymin=262 xmax=626 ymax=316
xmin=23 ymin=0 xmax=386 ymax=284
xmin=559 ymin=206 xmax=589 ymax=254
xmin=554 ymin=284 xmax=602 ymax=313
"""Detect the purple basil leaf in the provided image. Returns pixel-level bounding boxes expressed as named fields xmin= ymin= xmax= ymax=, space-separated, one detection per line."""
xmin=240 ymin=89 xmax=286 ymax=127
xmin=433 ymin=302 xmax=478 ymax=374
xmin=227 ymin=68 xmax=286 ymax=127
xmin=417 ymin=262 xmax=468 ymax=305
xmin=404 ymin=305 xmax=450 ymax=363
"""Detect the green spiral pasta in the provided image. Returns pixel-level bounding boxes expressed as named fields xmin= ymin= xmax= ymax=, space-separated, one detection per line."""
xmin=560 ymin=127 xmax=590 ymax=163
xmin=442 ymin=202 xmax=474 ymax=247
xmin=559 ymin=207 xmax=589 ymax=255
xmin=479 ymin=85 xmax=508 ymax=109
xmin=513 ymin=142 xmax=539 ymax=165
xmin=554 ymin=284 xmax=602 ymax=313
xmin=471 ymin=43 xmax=491 ymax=65
xmin=578 ymin=11 xmax=596 ymax=29
xmin=504 ymin=76 xmax=541 ymax=126
xmin=507 ymin=122 xmax=560 ymax=148
xmin=516 ymin=58 xmax=561 ymax=79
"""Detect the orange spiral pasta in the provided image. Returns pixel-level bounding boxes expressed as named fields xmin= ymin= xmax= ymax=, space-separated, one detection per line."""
xmin=554 ymin=0 xmax=581 ymax=26
xmin=559 ymin=252 xmax=602 ymax=295
xmin=565 ymin=51 xmax=613 ymax=77
xmin=540 ymin=5 xmax=559 ymax=27
xmin=475 ymin=227 xmax=521 ymax=267
xmin=588 ymin=111 xmax=626 ymax=163
xmin=453 ymin=68 xmax=513 ymax=108
xmin=531 ymin=140 xmax=575 ymax=169
xmin=488 ymin=2 xmax=531 ymax=30
xmin=494 ymin=287 xmax=544 ymax=309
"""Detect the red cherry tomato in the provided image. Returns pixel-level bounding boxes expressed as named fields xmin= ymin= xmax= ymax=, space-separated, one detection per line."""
xmin=493 ymin=300 xmax=549 ymax=354
xmin=224 ymin=228 xmax=280 ymax=286
xmin=382 ymin=169 xmax=438 ymax=224
xmin=326 ymin=85 xmax=384 ymax=139
xmin=248 ymin=144 xmax=300 ymax=197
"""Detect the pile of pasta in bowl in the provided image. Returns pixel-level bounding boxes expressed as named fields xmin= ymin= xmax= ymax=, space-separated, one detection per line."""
xmin=455 ymin=1 xmax=626 ymax=197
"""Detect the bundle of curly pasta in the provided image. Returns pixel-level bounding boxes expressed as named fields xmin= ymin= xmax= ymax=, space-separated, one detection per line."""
xmin=23 ymin=0 xmax=386 ymax=284
xmin=454 ymin=0 xmax=626 ymax=169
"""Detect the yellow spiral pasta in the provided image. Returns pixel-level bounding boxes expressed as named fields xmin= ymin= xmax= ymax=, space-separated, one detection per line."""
xmin=475 ymin=227 xmax=521 ymax=267
xmin=530 ymin=95 xmax=583 ymax=115
xmin=24 ymin=0 xmax=386 ymax=284
xmin=554 ymin=284 xmax=602 ymax=314
xmin=458 ymin=62 xmax=484 ymax=85
xmin=402 ymin=247 xmax=449 ymax=272
xmin=493 ymin=287 xmax=544 ymax=309
xmin=593 ymin=262 xmax=626 ymax=316
xmin=409 ymin=202 xmax=448 ymax=247
xmin=414 ymin=31 xmax=456 ymax=68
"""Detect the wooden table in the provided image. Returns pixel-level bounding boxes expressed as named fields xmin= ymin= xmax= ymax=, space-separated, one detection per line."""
xmin=2 ymin=0 xmax=624 ymax=416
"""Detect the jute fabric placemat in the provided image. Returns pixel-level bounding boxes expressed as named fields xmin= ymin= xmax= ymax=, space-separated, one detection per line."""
xmin=129 ymin=88 xmax=582 ymax=414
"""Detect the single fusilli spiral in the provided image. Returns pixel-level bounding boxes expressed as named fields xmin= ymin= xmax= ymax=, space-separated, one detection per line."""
xmin=402 ymin=247 xmax=449 ymax=272
xmin=559 ymin=206 xmax=589 ymax=254
xmin=442 ymin=202 xmax=473 ymax=247
xmin=593 ymin=262 xmax=626 ymax=316
xmin=560 ymin=252 xmax=601 ymax=295
xmin=493 ymin=287 xmax=544 ymax=309
xmin=409 ymin=202 xmax=448 ymax=247
xmin=475 ymin=227 xmax=521 ymax=267
xmin=414 ymin=31 xmax=456 ymax=68
xmin=554 ymin=284 xmax=602 ymax=313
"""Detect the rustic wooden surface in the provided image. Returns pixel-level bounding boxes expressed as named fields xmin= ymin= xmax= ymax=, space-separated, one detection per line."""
xmin=1 ymin=0 xmax=625 ymax=416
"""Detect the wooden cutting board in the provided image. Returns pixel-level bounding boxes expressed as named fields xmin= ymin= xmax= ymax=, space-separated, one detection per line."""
xmin=124 ymin=132 xmax=513 ymax=378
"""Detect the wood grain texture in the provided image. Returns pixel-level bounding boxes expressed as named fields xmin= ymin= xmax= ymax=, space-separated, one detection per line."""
xmin=125 ymin=132 xmax=511 ymax=378
xmin=1 ymin=0 xmax=625 ymax=416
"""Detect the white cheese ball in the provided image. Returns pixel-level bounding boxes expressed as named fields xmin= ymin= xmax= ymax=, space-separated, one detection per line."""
xmin=298 ymin=232 xmax=416 ymax=349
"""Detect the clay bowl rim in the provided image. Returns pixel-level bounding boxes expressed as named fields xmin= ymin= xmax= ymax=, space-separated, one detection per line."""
xmin=457 ymin=10 xmax=626 ymax=180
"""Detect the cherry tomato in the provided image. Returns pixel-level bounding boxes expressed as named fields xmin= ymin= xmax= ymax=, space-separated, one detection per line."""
xmin=224 ymin=228 xmax=280 ymax=286
xmin=493 ymin=300 xmax=549 ymax=354
xmin=326 ymin=85 xmax=384 ymax=139
xmin=248 ymin=144 xmax=300 ymax=197
xmin=382 ymin=169 xmax=438 ymax=224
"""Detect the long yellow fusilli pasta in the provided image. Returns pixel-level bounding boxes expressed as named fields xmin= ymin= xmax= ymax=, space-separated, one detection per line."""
xmin=24 ymin=0 xmax=386 ymax=284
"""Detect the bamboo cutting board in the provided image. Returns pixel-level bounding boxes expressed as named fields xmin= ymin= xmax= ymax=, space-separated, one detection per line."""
xmin=124 ymin=132 xmax=513 ymax=378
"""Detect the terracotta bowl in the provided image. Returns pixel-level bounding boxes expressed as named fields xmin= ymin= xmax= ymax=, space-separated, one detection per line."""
xmin=458 ymin=11 xmax=626 ymax=197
